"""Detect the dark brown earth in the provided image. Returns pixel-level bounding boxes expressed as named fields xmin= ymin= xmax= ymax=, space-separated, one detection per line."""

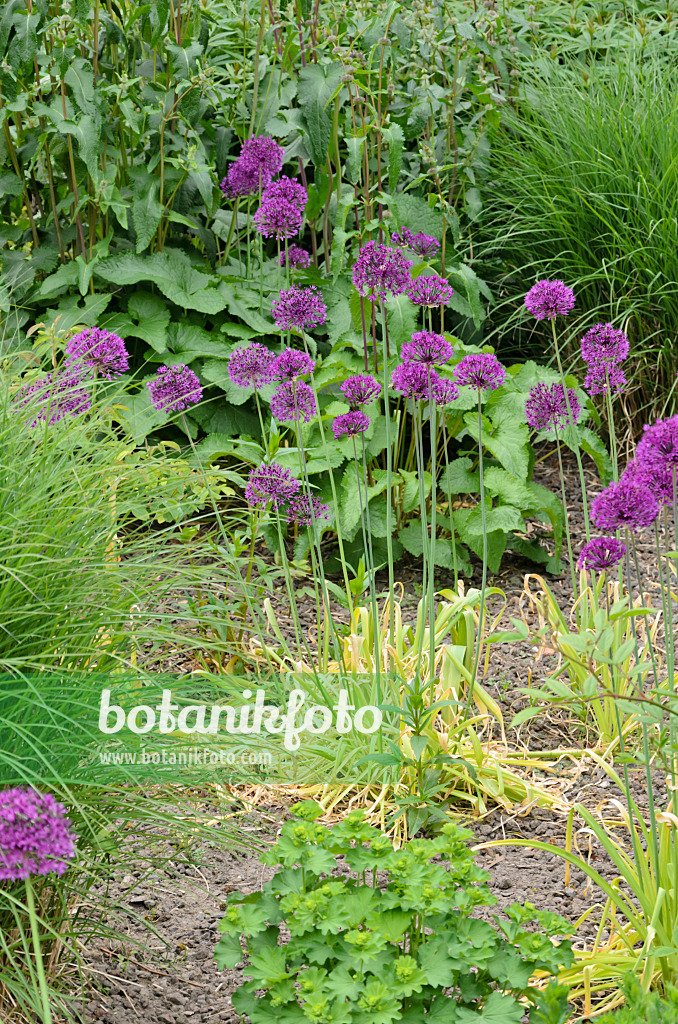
xmin=72 ymin=449 xmax=676 ymax=1024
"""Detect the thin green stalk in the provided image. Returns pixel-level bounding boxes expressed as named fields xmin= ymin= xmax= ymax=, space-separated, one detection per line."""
xmin=441 ymin=420 xmax=459 ymax=590
xmin=550 ymin=318 xmax=590 ymax=540
xmin=469 ymin=393 xmax=487 ymax=701
xmin=428 ymin=377 xmax=437 ymax=702
xmin=554 ymin=424 xmax=578 ymax=601
xmin=353 ymin=435 xmax=381 ymax=689
xmin=379 ymin=300 xmax=395 ymax=654
xmin=25 ymin=878 xmax=52 ymax=1024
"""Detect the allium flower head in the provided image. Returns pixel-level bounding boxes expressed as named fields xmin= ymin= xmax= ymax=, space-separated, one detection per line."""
xmin=524 ymin=382 xmax=581 ymax=433
xmin=272 ymin=349 xmax=315 ymax=382
xmin=623 ymin=459 xmax=674 ymax=506
xmin=352 ymin=242 xmax=412 ymax=302
xmin=635 ymin=416 xmax=678 ymax=474
xmin=391 ymin=228 xmax=414 ymax=249
xmin=270 ymin=380 xmax=317 ymax=423
xmin=18 ymin=369 xmax=91 ymax=426
xmin=410 ymin=233 xmax=441 ymax=259
xmin=65 ymin=327 xmax=129 ymax=380
xmin=147 ymin=364 xmax=202 ymax=413
xmin=279 ymin=245 xmax=311 ymax=269
xmin=580 ymin=323 xmax=629 ymax=366
xmin=228 ymin=343 xmax=276 ymax=389
xmin=333 ymin=410 xmax=370 ymax=439
xmin=287 ymin=492 xmax=330 ymax=526
xmin=391 ymin=362 xmax=440 ymax=401
xmin=253 ymin=176 xmax=307 ymax=239
xmin=405 ymin=275 xmax=454 ymax=308
xmin=577 ymin=537 xmax=627 ymax=573
xmin=584 ymin=363 xmax=627 ymax=397
xmin=245 ymin=462 xmax=301 ymax=510
xmin=454 ymin=353 xmax=506 ymax=392
xmin=340 ymin=374 xmax=382 ymax=408
xmin=220 ymin=136 xmax=284 ymax=198
xmin=401 ymin=331 xmax=454 ymax=367
xmin=524 ymin=280 xmax=576 ymax=321
xmin=433 ymin=377 xmax=460 ymax=407
xmin=271 ymin=285 xmax=327 ymax=332
xmin=0 ymin=788 xmax=76 ymax=881
xmin=591 ymin=477 xmax=659 ymax=533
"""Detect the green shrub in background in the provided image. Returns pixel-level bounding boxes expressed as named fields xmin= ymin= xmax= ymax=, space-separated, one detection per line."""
xmin=478 ymin=50 xmax=678 ymax=425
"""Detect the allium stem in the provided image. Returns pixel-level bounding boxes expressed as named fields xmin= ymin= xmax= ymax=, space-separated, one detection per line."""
xmin=380 ymin=300 xmax=396 ymax=655
xmin=222 ymin=198 xmax=239 ymax=266
xmin=605 ymin=368 xmax=619 ymax=483
xmin=550 ymin=318 xmax=590 ymax=543
xmin=25 ymin=877 xmax=52 ymax=1024
xmin=441 ymin=419 xmax=459 ymax=590
xmin=554 ymin=425 xmax=577 ymax=601
xmin=656 ymin=517 xmax=678 ymax=803
xmin=353 ymin=435 xmax=382 ymax=686
xmin=429 ymin=376 xmax=437 ymax=702
xmin=469 ymin=394 xmax=487 ymax=702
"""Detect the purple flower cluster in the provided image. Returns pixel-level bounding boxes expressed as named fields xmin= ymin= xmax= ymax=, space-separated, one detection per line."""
xmin=401 ymin=331 xmax=454 ymax=367
xmin=147 ymin=364 xmax=203 ymax=413
xmin=590 ymin=476 xmax=659 ymax=533
xmin=18 ymin=369 xmax=91 ymax=426
xmin=624 ymin=459 xmax=674 ymax=506
xmin=272 ymin=349 xmax=315 ymax=382
xmin=65 ymin=327 xmax=129 ymax=380
xmin=635 ymin=415 xmax=678 ymax=473
xmin=454 ymin=353 xmax=506 ymax=392
xmin=228 ymin=343 xmax=275 ymax=389
xmin=245 ymin=463 xmax=328 ymax=526
xmin=391 ymin=362 xmax=439 ymax=401
xmin=253 ymin=176 xmax=307 ymax=240
xmin=391 ymin=228 xmax=440 ymax=260
xmin=340 ymin=375 xmax=381 ymax=408
xmin=271 ymin=285 xmax=327 ymax=332
xmin=333 ymin=410 xmax=370 ymax=439
xmin=351 ymin=242 xmax=412 ymax=302
xmin=433 ymin=378 xmax=460 ymax=406
xmin=577 ymin=537 xmax=627 ymax=573
xmin=0 ymin=788 xmax=76 ymax=881
xmin=279 ymin=245 xmax=311 ymax=270
xmin=524 ymin=280 xmax=576 ymax=321
xmin=270 ymin=380 xmax=316 ymax=423
xmin=580 ymin=323 xmax=629 ymax=397
xmin=219 ymin=136 xmax=284 ymax=199
xmin=525 ymin=382 xmax=581 ymax=434
xmin=405 ymin=275 xmax=454 ymax=308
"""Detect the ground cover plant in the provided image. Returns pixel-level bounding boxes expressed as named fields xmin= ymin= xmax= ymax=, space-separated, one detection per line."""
xmin=3 ymin=0 xmax=678 ymax=1022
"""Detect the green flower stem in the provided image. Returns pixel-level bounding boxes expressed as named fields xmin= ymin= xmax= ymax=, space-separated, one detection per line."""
xmin=25 ymin=877 xmax=52 ymax=1024
xmin=469 ymin=393 xmax=487 ymax=704
xmin=441 ymin=419 xmax=459 ymax=590
xmin=550 ymin=318 xmax=590 ymax=541
xmin=222 ymin=198 xmax=240 ymax=266
xmin=553 ymin=424 xmax=578 ymax=601
xmin=379 ymin=299 xmax=396 ymax=655
xmin=413 ymin=403 xmax=430 ymax=681
xmin=428 ymin=378 xmax=437 ymax=703
xmin=354 ymin=435 xmax=382 ymax=694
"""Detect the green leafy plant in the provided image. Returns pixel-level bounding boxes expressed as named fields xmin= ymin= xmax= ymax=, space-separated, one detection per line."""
xmin=595 ymin=972 xmax=678 ymax=1022
xmin=214 ymin=800 xmax=574 ymax=1024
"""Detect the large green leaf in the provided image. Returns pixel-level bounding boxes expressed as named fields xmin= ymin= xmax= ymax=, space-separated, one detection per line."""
xmin=56 ymin=115 xmax=101 ymax=182
xmin=64 ymin=59 xmax=102 ymax=132
xmin=132 ymin=182 xmax=165 ymax=254
xmin=463 ymin=409 xmax=530 ymax=481
xmin=296 ymin=62 xmax=344 ymax=166
xmin=95 ymin=251 xmax=227 ymax=314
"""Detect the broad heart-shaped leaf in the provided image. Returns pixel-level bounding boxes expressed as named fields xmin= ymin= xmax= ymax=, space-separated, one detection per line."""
xmin=463 ymin=409 xmax=530 ymax=482
xmin=443 ymin=456 xmax=480 ymax=494
xmin=95 ymin=250 xmax=227 ymax=315
xmin=453 ymin=515 xmax=507 ymax=574
xmin=41 ymin=292 xmax=112 ymax=334
xmin=0 ymin=172 xmax=24 ymax=199
xmin=483 ymin=466 xmax=537 ymax=510
xmin=126 ymin=291 xmax=171 ymax=351
xmin=418 ymin=935 xmax=457 ymax=987
xmin=213 ymin=933 xmax=243 ymax=969
xmin=297 ymin=62 xmax=344 ymax=165
xmin=525 ymin=480 xmax=564 ymax=559
xmin=454 ymin=505 xmax=525 ymax=535
xmin=37 ymin=260 xmax=80 ymax=298
xmin=446 ymin=263 xmax=485 ymax=328
xmin=386 ymin=192 xmax=443 ymax=240
xmin=340 ymin=465 xmax=390 ymax=538
xmin=217 ymin=280 xmax=278 ymax=334
xmin=201 ymin=360 xmax=251 ymax=404
xmin=456 ymin=990 xmax=523 ymax=1024
xmin=245 ymin=946 xmax=290 ymax=987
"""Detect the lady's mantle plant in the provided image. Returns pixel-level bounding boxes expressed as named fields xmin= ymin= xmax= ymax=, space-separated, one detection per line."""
xmin=214 ymin=801 xmax=574 ymax=1024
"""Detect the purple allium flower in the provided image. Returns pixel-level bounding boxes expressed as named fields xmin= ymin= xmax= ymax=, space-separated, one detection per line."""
xmin=590 ymin=477 xmax=659 ymax=533
xmin=270 ymin=380 xmax=317 ymax=423
xmin=409 ymin=233 xmax=441 ymax=260
xmin=351 ymin=241 xmax=412 ymax=302
xmin=405 ymin=275 xmax=454 ymax=308
xmin=279 ymin=245 xmax=311 ymax=269
xmin=623 ymin=459 xmax=674 ymax=506
xmin=584 ymin=363 xmax=627 ymax=397
xmin=228 ymin=343 xmax=276 ymax=389
xmin=147 ymin=364 xmax=202 ymax=413
xmin=65 ymin=327 xmax=129 ymax=380
xmin=580 ymin=323 xmax=630 ymax=366
xmin=0 ymin=788 xmax=76 ymax=881
xmin=391 ymin=228 xmax=414 ymax=249
xmin=253 ymin=176 xmax=307 ymax=240
xmin=287 ymin=492 xmax=330 ymax=526
xmin=340 ymin=374 xmax=382 ymax=408
xmin=271 ymin=285 xmax=327 ymax=332
xmin=391 ymin=362 xmax=440 ymax=401
xmin=454 ymin=353 xmax=506 ymax=392
xmin=577 ymin=537 xmax=627 ymax=573
xmin=272 ymin=349 xmax=315 ymax=382
xmin=219 ymin=136 xmax=284 ymax=198
xmin=524 ymin=280 xmax=576 ymax=321
xmin=636 ymin=416 xmax=678 ymax=474
xmin=401 ymin=331 xmax=454 ymax=367
xmin=245 ymin=462 xmax=301 ymax=510
xmin=433 ymin=377 xmax=460 ymax=407
xmin=524 ymin=382 xmax=581 ymax=433
xmin=333 ymin=410 xmax=370 ymax=439
xmin=18 ymin=369 xmax=91 ymax=426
